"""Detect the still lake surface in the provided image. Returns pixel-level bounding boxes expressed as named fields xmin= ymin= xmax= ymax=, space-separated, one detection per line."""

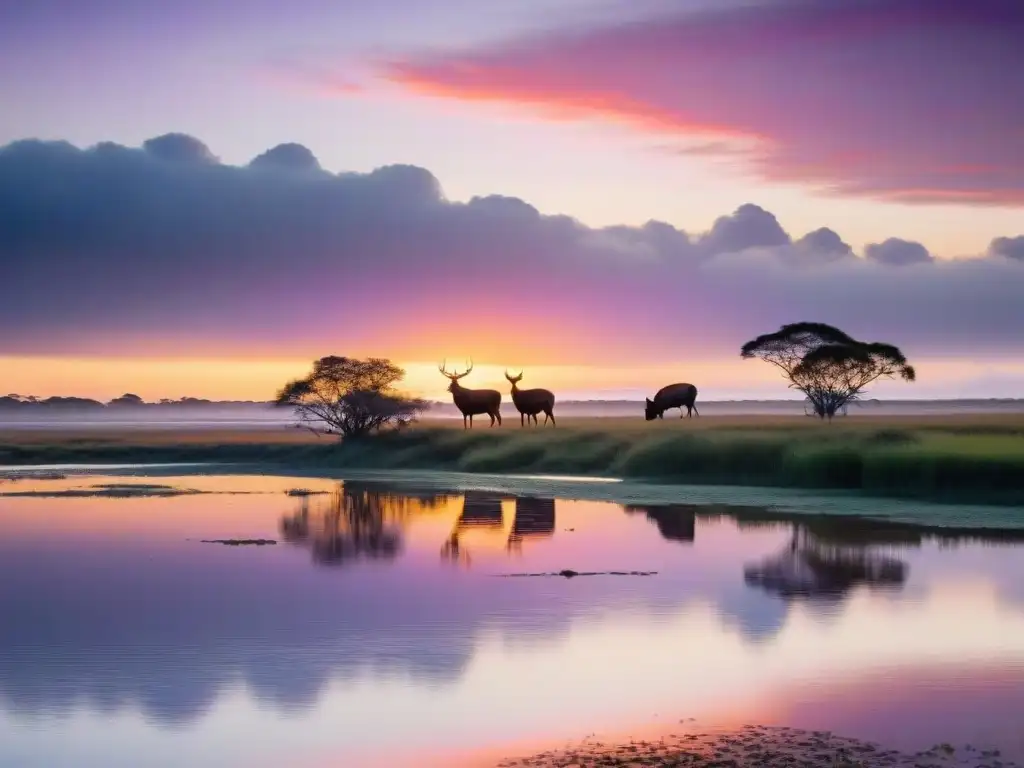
xmin=1 ymin=471 xmax=1023 ymax=767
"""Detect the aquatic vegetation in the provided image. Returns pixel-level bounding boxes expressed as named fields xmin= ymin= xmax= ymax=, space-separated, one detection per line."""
xmin=285 ymin=487 xmax=328 ymax=497
xmin=495 ymin=569 xmax=657 ymax=578
xmin=199 ymin=539 xmax=277 ymax=546
xmin=0 ymin=483 xmax=203 ymax=498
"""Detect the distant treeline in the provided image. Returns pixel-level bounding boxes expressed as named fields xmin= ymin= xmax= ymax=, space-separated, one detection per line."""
xmin=0 ymin=393 xmax=271 ymax=410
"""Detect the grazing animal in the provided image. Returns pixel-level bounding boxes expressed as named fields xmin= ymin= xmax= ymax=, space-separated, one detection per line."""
xmin=645 ymin=383 xmax=699 ymax=420
xmin=439 ymin=360 xmax=502 ymax=428
xmin=505 ymin=370 xmax=556 ymax=427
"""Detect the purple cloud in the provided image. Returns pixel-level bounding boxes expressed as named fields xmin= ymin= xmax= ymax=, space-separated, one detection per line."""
xmin=989 ymin=236 xmax=1024 ymax=261
xmin=698 ymin=204 xmax=790 ymax=255
xmin=2 ymin=133 xmax=1024 ymax=365
xmin=143 ymin=133 xmax=219 ymax=164
xmin=250 ymin=143 xmax=322 ymax=172
xmin=794 ymin=229 xmax=853 ymax=263
xmin=865 ymin=239 xmax=934 ymax=267
xmin=380 ymin=0 xmax=1024 ymax=207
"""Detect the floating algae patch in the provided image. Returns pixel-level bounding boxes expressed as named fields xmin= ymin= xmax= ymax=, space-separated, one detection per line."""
xmin=285 ymin=488 xmax=330 ymax=497
xmin=0 ymin=471 xmax=69 ymax=482
xmin=198 ymin=539 xmax=277 ymax=546
xmin=495 ymin=569 xmax=657 ymax=578
xmin=0 ymin=482 xmax=206 ymax=498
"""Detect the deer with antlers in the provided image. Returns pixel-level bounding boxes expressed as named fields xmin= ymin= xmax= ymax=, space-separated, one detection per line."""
xmin=439 ymin=360 xmax=503 ymax=428
xmin=505 ymin=370 xmax=556 ymax=427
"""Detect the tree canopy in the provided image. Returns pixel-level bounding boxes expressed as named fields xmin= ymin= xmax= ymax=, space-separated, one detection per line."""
xmin=740 ymin=322 xmax=915 ymax=419
xmin=275 ymin=356 xmax=427 ymax=437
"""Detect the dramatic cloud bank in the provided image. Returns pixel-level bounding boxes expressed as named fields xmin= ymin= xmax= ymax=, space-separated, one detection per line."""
xmin=2 ymin=133 xmax=1024 ymax=363
xmin=381 ymin=0 xmax=1024 ymax=206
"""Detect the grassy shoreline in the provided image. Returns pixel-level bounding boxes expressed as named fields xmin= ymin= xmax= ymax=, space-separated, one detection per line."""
xmin=3 ymin=415 xmax=1024 ymax=506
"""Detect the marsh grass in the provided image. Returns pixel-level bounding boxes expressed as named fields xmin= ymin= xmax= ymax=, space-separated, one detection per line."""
xmin=4 ymin=415 xmax=1024 ymax=504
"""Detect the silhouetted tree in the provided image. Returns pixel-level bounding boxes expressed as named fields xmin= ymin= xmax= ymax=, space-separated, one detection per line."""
xmin=740 ymin=322 xmax=915 ymax=419
xmin=109 ymin=393 xmax=145 ymax=407
xmin=275 ymin=356 xmax=427 ymax=437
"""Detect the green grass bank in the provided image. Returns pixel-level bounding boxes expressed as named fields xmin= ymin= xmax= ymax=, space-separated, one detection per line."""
xmin=3 ymin=416 xmax=1024 ymax=505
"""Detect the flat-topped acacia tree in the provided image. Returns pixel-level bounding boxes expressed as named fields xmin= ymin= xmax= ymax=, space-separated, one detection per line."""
xmin=740 ymin=322 xmax=916 ymax=420
xmin=275 ymin=356 xmax=427 ymax=437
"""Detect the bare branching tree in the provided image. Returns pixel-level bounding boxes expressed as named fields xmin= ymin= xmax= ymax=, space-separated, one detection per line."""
xmin=741 ymin=323 xmax=915 ymax=420
xmin=275 ymin=356 xmax=428 ymax=437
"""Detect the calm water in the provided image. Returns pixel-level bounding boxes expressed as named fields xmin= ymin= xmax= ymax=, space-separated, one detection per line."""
xmin=2 ymin=472 xmax=1024 ymax=767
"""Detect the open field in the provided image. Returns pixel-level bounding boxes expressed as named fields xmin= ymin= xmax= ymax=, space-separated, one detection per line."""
xmin=3 ymin=414 xmax=1024 ymax=505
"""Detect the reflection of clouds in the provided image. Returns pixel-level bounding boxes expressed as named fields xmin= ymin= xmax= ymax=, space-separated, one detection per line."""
xmin=0 ymin=487 xmax=1022 ymax=730
xmin=715 ymin=586 xmax=791 ymax=645
xmin=772 ymin=662 xmax=1024 ymax=760
xmin=627 ymin=504 xmax=952 ymax=643
xmin=0 ymin=555 xmax=478 ymax=726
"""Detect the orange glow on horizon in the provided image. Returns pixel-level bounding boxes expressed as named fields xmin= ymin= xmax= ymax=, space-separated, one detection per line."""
xmin=0 ymin=355 xmax=785 ymax=401
xmin=3 ymin=355 xmax=1024 ymax=402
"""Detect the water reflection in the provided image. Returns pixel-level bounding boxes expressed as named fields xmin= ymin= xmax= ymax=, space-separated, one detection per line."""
xmin=1 ymin=476 xmax=1023 ymax=767
xmin=743 ymin=525 xmax=908 ymax=602
xmin=440 ymin=493 xmax=558 ymax=563
xmin=507 ymin=496 xmax=556 ymax=553
xmin=280 ymin=483 xmax=451 ymax=567
xmin=624 ymin=504 xmax=696 ymax=543
xmin=441 ymin=491 xmax=505 ymax=566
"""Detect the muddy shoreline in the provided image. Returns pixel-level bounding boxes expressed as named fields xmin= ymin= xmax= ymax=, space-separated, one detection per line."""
xmin=494 ymin=725 xmax=1020 ymax=767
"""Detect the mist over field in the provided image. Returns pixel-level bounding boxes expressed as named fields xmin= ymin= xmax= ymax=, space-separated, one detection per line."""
xmin=4 ymin=398 xmax=1024 ymax=429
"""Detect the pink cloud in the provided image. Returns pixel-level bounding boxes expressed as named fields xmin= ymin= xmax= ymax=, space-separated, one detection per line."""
xmin=379 ymin=0 xmax=1024 ymax=207
xmin=262 ymin=60 xmax=365 ymax=97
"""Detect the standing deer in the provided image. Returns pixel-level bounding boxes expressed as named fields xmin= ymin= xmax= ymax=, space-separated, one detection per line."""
xmin=505 ymin=370 xmax=556 ymax=427
xmin=439 ymin=360 xmax=502 ymax=428
xmin=645 ymin=382 xmax=699 ymax=420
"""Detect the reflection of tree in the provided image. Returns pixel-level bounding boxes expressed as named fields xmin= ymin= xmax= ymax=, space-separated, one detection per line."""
xmin=441 ymin=491 xmax=505 ymax=567
xmin=624 ymin=504 xmax=697 ymax=543
xmin=506 ymin=496 xmax=556 ymax=553
xmin=743 ymin=525 xmax=908 ymax=602
xmin=799 ymin=517 xmax=923 ymax=548
xmin=280 ymin=483 xmax=449 ymax=567
xmin=6 ymin=487 xmax=1024 ymax=734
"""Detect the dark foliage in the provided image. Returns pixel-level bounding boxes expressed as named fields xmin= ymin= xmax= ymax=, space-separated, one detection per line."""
xmin=108 ymin=393 xmax=145 ymax=407
xmin=741 ymin=322 xmax=915 ymax=419
xmin=274 ymin=356 xmax=428 ymax=437
xmin=0 ymin=395 xmax=105 ymax=410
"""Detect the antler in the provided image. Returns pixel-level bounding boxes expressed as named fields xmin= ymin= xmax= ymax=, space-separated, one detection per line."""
xmin=505 ymin=368 xmax=523 ymax=382
xmin=439 ymin=358 xmax=473 ymax=380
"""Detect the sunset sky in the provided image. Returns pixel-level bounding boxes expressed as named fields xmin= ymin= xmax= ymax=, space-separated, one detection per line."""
xmin=2 ymin=0 xmax=1023 ymax=401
